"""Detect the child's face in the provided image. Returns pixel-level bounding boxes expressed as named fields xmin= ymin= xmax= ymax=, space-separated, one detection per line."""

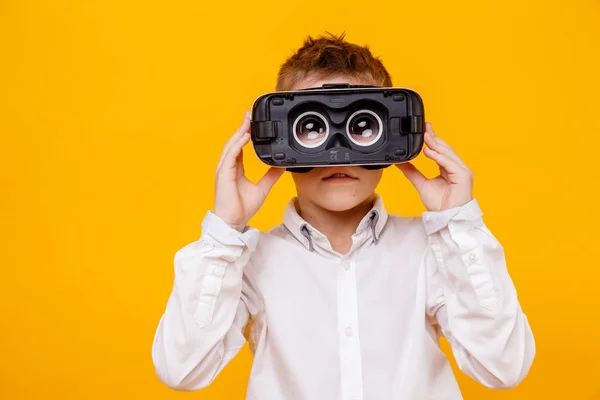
xmin=289 ymin=74 xmax=384 ymax=212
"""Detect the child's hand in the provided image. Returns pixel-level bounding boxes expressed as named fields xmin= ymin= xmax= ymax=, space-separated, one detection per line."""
xmin=396 ymin=122 xmax=473 ymax=212
xmin=213 ymin=111 xmax=285 ymax=231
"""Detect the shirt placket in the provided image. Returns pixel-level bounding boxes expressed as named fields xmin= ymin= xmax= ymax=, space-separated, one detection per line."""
xmin=337 ymin=251 xmax=364 ymax=400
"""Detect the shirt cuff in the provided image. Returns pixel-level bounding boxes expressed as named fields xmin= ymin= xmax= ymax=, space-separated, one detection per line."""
xmin=422 ymin=198 xmax=483 ymax=235
xmin=201 ymin=211 xmax=260 ymax=251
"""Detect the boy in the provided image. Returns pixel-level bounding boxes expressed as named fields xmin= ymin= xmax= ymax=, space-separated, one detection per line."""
xmin=152 ymin=33 xmax=535 ymax=399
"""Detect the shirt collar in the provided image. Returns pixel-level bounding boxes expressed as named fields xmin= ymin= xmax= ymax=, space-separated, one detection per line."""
xmin=282 ymin=194 xmax=389 ymax=252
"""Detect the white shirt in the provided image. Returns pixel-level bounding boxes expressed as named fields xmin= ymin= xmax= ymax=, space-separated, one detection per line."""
xmin=152 ymin=195 xmax=535 ymax=400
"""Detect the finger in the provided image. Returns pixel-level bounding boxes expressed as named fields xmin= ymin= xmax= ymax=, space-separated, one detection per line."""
xmin=217 ymin=113 xmax=250 ymax=171
xmin=236 ymin=143 xmax=245 ymax=178
xmin=426 ymin=122 xmax=436 ymax=136
xmin=221 ymin=132 xmax=251 ymax=173
xmin=424 ymin=123 xmax=467 ymax=166
xmin=395 ymin=162 xmax=427 ymax=188
xmin=423 ymin=130 xmax=468 ymax=168
xmin=434 ymin=137 xmax=468 ymax=168
xmin=232 ymin=110 xmax=251 ymax=138
xmin=423 ymin=147 xmax=463 ymax=175
xmin=217 ymin=111 xmax=251 ymax=170
xmin=256 ymin=167 xmax=285 ymax=195
xmin=219 ymin=110 xmax=250 ymax=164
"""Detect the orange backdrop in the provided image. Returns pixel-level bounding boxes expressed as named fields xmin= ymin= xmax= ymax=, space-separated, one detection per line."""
xmin=1 ymin=0 xmax=599 ymax=398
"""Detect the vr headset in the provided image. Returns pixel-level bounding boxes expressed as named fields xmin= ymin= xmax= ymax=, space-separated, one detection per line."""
xmin=250 ymin=83 xmax=425 ymax=173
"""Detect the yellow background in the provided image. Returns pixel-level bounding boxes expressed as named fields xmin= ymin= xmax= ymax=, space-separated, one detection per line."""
xmin=1 ymin=0 xmax=599 ymax=398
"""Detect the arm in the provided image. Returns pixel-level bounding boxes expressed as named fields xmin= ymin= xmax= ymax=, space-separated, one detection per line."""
xmin=152 ymin=110 xmax=283 ymax=390
xmin=397 ymin=122 xmax=535 ymax=389
xmin=152 ymin=212 xmax=258 ymax=391
xmin=423 ymin=198 xmax=535 ymax=389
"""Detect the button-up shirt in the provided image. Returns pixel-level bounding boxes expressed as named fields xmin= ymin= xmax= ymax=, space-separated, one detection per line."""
xmin=152 ymin=195 xmax=535 ymax=399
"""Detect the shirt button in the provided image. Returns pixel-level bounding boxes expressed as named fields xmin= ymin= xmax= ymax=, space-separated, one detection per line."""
xmin=468 ymin=253 xmax=478 ymax=264
xmin=213 ymin=266 xmax=225 ymax=276
xmin=344 ymin=326 xmax=353 ymax=337
xmin=341 ymin=260 xmax=351 ymax=271
xmin=310 ymin=231 xmax=319 ymax=239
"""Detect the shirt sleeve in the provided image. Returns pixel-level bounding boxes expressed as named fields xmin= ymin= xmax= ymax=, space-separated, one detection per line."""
xmin=423 ymin=198 xmax=536 ymax=389
xmin=152 ymin=211 xmax=259 ymax=391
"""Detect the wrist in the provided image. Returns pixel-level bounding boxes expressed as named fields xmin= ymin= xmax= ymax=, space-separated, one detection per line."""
xmin=432 ymin=194 xmax=473 ymax=212
xmin=213 ymin=212 xmax=247 ymax=232
xmin=229 ymin=223 xmax=246 ymax=233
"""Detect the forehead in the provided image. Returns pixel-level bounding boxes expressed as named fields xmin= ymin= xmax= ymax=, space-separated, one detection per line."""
xmin=290 ymin=73 xmax=376 ymax=91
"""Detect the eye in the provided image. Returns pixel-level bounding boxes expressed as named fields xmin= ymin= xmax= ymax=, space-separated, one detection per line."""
xmin=292 ymin=112 xmax=329 ymax=148
xmin=346 ymin=110 xmax=383 ymax=146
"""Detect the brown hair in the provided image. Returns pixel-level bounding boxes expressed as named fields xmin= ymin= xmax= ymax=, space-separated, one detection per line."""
xmin=275 ymin=32 xmax=393 ymax=91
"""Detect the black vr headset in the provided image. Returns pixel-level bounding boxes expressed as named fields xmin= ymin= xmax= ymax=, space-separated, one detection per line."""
xmin=250 ymin=83 xmax=425 ymax=173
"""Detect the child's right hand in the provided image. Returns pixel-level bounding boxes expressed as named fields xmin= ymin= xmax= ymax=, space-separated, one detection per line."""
xmin=213 ymin=110 xmax=285 ymax=232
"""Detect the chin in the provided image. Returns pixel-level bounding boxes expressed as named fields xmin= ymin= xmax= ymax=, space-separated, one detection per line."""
xmin=292 ymin=166 xmax=382 ymax=212
xmin=314 ymin=189 xmax=374 ymax=212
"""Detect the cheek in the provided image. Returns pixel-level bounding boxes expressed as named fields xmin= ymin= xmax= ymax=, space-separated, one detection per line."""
xmin=291 ymin=172 xmax=320 ymax=193
xmin=360 ymin=170 xmax=384 ymax=189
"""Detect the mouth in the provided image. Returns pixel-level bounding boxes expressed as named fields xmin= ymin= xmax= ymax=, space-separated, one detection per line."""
xmin=322 ymin=168 xmax=358 ymax=182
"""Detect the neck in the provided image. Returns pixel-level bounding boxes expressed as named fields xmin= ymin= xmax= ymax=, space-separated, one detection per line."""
xmin=295 ymin=194 xmax=376 ymax=255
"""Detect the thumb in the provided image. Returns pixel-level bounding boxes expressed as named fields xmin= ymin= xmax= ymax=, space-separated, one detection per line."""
xmin=256 ymin=167 xmax=285 ymax=195
xmin=395 ymin=162 xmax=427 ymax=188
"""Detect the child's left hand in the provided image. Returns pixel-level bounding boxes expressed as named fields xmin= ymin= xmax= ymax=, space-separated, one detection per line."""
xmin=396 ymin=122 xmax=474 ymax=212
